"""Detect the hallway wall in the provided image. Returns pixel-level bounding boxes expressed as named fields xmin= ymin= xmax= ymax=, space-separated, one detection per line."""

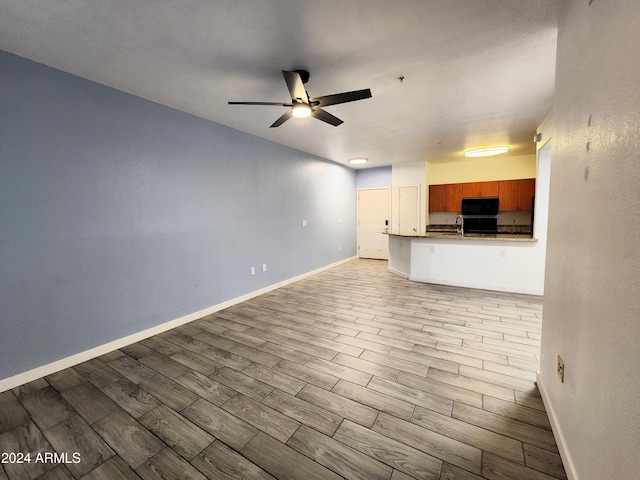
xmin=539 ymin=1 xmax=640 ymax=478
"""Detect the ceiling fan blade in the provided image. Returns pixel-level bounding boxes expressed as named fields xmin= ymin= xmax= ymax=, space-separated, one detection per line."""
xmin=310 ymin=88 xmax=372 ymax=107
xmin=270 ymin=110 xmax=293 ymax=128
xmin=282 ymin=70 xmax=309 ymax=104
xmin=228 ymin=101 xmax=292 ymax=106
xmin=311 ymin=108 xmax=343 ymax=127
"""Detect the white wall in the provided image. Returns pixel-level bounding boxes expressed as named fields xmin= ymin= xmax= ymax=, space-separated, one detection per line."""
xmin=408 ymin=237 xmax=544 ymax=295
xmin=391 ymin=162 xmax=427 ymax=233
xmin=538 ymin=1 xmax=640 ymax=479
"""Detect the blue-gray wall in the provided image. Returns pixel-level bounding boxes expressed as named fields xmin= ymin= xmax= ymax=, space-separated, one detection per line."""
xmin=355 ymin=166 xmax=392 ymax=189
xmin=0 ymin=51 xmax=357 ymax=380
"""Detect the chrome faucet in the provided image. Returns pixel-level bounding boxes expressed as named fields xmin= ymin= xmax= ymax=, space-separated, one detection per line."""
xmin=455 ymin=215 xmax=464 ymax=236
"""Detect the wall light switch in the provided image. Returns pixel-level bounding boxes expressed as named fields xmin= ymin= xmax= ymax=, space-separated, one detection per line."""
xmin=302 ymin=220 xmax=308 ymax=227
xmin=250 ymin=266 xmax=256 ymax=276
xmin=262 ymin=264 xmax=267 ymax=272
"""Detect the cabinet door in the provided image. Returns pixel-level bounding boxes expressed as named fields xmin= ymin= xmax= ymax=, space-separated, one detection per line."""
xmin=445 ymin=184 xmax=463 ymax=212
xmin=480 ymin=181 xmax=499 ymax=197
xmin=429 ymin=184 xmax=447 ymax=212
xmin=462 ymin=181 xmax=499 ymax=198
xmin=518 ymin=179 xmax=536 ymax=211
xmin=498 ymin=180 xmax=519 ymax=211
xmin=462 ymin=182 xmax=482 ymax=198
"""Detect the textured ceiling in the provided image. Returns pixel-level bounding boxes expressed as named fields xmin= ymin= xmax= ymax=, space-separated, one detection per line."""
xmin=0 ymin=0 xmax=560 ymax=168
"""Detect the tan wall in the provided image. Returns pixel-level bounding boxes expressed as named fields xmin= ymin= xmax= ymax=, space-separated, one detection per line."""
xmin=426 ymin=154 xmax=536 ymax=185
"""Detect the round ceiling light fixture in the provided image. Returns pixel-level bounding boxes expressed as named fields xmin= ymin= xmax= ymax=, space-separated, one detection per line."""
xmin=349 ymin=158 xmax=368 ymax=165
xmin=464 ymin=146 xmax=510 ymax=157
xmin=291 ymin=103 xmax=312 ymax=118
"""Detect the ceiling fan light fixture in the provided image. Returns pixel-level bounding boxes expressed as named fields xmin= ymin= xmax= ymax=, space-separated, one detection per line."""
xmin=291 ymin=103 xmax=312 ymax=118
xmin=349 ymin=158 xmax=368 ymax=165
xmin=464 ymin=146 xmax=510 ymax=157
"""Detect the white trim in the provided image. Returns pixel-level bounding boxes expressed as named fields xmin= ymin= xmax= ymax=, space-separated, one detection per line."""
xmin=0 ymin=257 xmax=356 ymax=393
xmin=537 ymin=373 xmax=578 ymax=480
xmin=408 ymin=275 xmax=543 ymax=296
xmin=387 ymin=267 xmax=409 ymax=279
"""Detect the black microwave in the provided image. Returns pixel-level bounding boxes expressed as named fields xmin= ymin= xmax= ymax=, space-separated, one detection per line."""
xmin=461 ymin=197 xmax=499 ymax=216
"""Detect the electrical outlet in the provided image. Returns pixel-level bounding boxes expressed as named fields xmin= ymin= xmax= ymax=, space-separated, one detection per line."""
xmin=557 ymin=355 xmax=565 ymax=383
xmin=500 ymin=248 xmax=507 ymax=257
xmin=338 ymin=245 xmax=341 ymax=252
xmin=302 ymin=220 xmax=308 ymax=227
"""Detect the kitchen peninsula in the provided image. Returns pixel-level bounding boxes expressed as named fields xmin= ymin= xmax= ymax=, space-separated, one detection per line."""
xmin=387 ymin=230 xmax=544 ymax=295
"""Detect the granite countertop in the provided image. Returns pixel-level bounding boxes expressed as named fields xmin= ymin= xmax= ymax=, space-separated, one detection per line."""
xmin=387 ymin=225 xmax=537 ymax=242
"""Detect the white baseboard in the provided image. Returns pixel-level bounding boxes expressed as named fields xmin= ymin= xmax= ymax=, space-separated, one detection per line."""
xmin=536 ymin=373 xmax=578 ymax=480
xmin=0 ymin=257 xmax=356 ymax=393
xmin=409 ymin=275 xmax=543 ymax=295
xmin=387 ymin=266 xmax=410 ymax=279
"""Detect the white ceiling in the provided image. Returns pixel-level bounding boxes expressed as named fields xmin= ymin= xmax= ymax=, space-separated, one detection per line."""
xmin=0 ymin=0 xmax=560 ymax=168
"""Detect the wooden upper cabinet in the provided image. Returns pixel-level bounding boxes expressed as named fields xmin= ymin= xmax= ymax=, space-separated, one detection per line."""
xmin=430 ymin=178 xmax=535 ymax=213
xmin=445 ymin=184 xmax=463 ymax=212
xmin=518 ymin=178 xmax=536 ymax=211
xmin=429 ymin=185 xmax=447 ymax=212
xmin=498 ymin=180 xmax=520 ymax=211
xmin=429 ymin=184 xmax=463 ymax=212
xmin=462 ymin=182 xmax=481 ymax=198
xmin=462 ymin=181 xmax=499 ymax=198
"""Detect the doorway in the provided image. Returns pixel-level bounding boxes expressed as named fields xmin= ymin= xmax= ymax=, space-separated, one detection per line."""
xmin=357 ymin=187 xmax=390 ymax=259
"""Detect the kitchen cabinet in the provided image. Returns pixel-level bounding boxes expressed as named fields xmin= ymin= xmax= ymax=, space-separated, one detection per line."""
xmin=430 ymin=178 xmax=536 ymax=213
xmin=429 ymin=185 xmax=447 ymax=212
xmin=445 ymin=184 xmax=463 ymax=212
xmin=518 ymin=178 xmax=536 ymax=211
xmin=498 ymin=180 xmax=520 ymax=211
xmin=462 ymin=181 xmax=499 ymax=198
xmin=429 ymin=184 xmax=462 ymax=212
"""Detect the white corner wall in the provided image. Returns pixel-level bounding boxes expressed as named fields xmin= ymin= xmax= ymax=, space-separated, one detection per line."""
xmin=538 ymin=1 xmax=640 ymax=479
xmin=391 ymin=162 xmax=427 ymax=233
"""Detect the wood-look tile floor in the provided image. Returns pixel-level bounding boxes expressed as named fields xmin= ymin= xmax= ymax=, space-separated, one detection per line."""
xmin=0 ymin=259 xmax=567 ymax=480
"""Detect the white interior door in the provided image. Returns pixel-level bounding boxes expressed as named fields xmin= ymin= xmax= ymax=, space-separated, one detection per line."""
xmin=399 ymin=186 xmax=419 ymax=235
xmin=357 ymin=187 xmax=390 ymax=259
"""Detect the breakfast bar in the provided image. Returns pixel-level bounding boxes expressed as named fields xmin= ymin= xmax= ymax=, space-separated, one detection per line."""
xmin=387 ymin=231 xmax=544 ymax=295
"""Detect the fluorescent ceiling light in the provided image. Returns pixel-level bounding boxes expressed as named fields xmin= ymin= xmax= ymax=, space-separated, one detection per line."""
xmin=349 ymin=158 xmax=368 ymax=165
xmin=464 ymin=146 xmax=509 ymax=157
xmin=291 ymin=103 xmax=312 ymax=118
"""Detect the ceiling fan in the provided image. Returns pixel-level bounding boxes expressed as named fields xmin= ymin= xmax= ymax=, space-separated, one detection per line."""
xmin=228 ymin=70 xmax=372 ymax=128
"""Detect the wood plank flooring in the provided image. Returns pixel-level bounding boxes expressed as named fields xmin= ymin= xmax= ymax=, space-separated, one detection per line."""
xmin=0 ymin=259 xmax=566 ymax=479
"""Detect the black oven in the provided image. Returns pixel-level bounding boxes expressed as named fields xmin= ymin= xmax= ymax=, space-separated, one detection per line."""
xmin=461 ymin=197 xmax=499 ymax=216
xmin=464 ymin=217 xmax=498 ymax=233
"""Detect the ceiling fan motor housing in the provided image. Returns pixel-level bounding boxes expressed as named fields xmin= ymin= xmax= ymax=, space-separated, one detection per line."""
xmin=293 ymin=69 xmax=310 ymax=84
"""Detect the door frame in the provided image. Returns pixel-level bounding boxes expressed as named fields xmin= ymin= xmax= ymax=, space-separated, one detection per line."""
xmin=357 ymin=186 xmax=391 ymax=260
